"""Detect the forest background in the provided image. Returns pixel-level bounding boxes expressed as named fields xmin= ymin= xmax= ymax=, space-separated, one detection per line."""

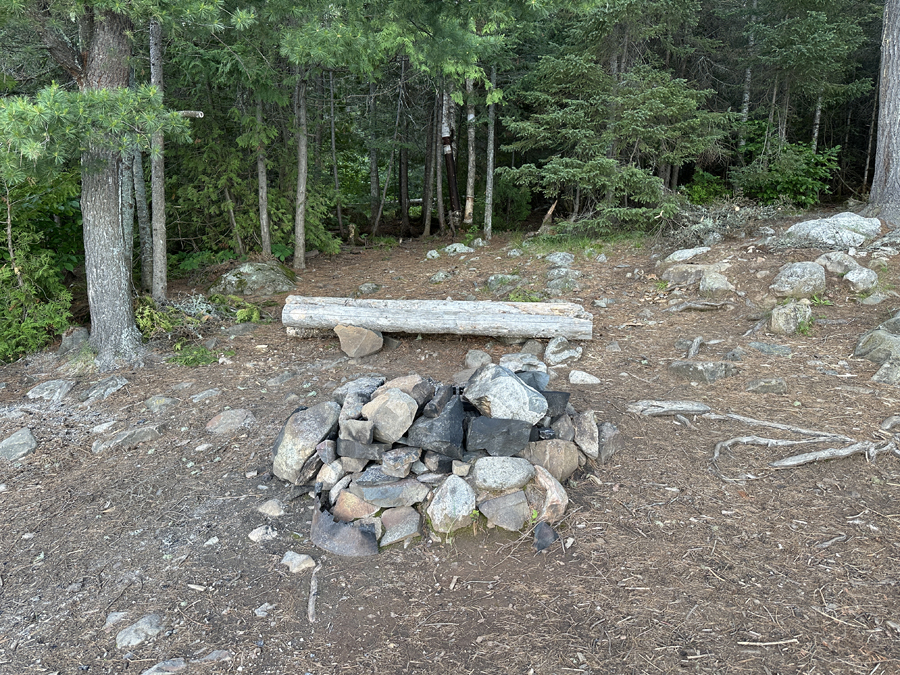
xmin=0 ymin=0 xmax=887 ymax=367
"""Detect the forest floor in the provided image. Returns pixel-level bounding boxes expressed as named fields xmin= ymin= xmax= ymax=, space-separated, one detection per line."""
xmin=2 ymin=214 xmax=900 ymax=674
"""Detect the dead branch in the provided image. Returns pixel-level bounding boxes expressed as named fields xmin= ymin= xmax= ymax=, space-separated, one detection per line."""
xmin=702 ymin=412 xmax=855 ymax=442
xmin=769 ymin=442 xmax=876 ymax=468
xmin=664 ymin=301 xmax=733 ymax=312
xmin=628 ymin=400 xmax=711 ymax=417
xmin=307 ymin=563 xmax=322 ymax=624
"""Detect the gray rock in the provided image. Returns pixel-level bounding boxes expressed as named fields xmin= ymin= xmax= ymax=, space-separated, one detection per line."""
xmin=521 ymin=439 xmax=581 ymax=482
xmin=543 ymin=391 xmax=571 ymax=418
xmin=333 ymin=376 xmax=385 ymax=405
xmin=478 ymin=491 xmax=531 ymax=531
xmin=769 ymin=300 xmax=812 ymax=335
xmin=444 ymin=243 xmax=475 ymax=254
xmin=57 ymin=327 xmax=89 ymax=355
xmin=336 ymin=438 xmax=387 ymax=461
xmin=699 ymin=272 xmax=735 ymax=299
xmin=424 ymin=450 xmax=453 ymax=473
xmin=545 ymin=272 xmax=582 ymax=295
xmin=725 ymin=347 xmax=746 ymax=361
xmin=427 ymin=475 xmax=476 ymax=533
xmin=315 ymin=460 xmax=345 ymax=491
xmin=145 ymin=395 xmax=179 ymax=414
xmin=568 ymin=370 xmax=601 ymax=385
xmin=545 ymin=252 xmax=575 ymax=267
xmin=472 ymin=456 xmax=535 ymax=491
xmin=471 ymin=237 xmax=488 ymax=248
xmin=855 ymin=317 xmax=900 ymax=379
xmin=465 ymin=349 xmax=493 ymax=369
xmin=486 ymin=274 xmax=522 ymax=291
xmin=221 ymin=322 xmax=258 ymax=338
xmin=248 ymin=525 xmax=277 ymax=542
xmin=668 ymin=361 xmax=737 ymax=383
xmin=464 ymin=365 xmax=548 ymax=425
xmin=845 ymin=266 xmax=878 ymax=292
xmin=272 ymin=402 xmax=341 ymax=484
xmin=79 ymin=375 xmax=128 ymax=403
xmin=380 ymin=506 xmax=422 ymax=547
xmin=747 ymin=378 xmax=788 ymax=394
xmin=598 ymin=422 xmax=623 ymax=463
xmin=332 ymin=490 xmax=378 ymax=521
xmin=140 ymin=658 xmax=186 ymax=675
xmin=349 ymin=476 xmax=430 ymax=508
xmin=466 ymin=416 xmax=532 ymax=457
xmin=26 ymin=379 xmax=74 ymax=403
xmin=266 ymin=370 xmax=298 ymax=387
xmin=516 ymin=370 xmax=550 ymax=391
xmin=352 ymin=464 xmax=399 ymax=487
xmin=191 ymin=650 xmax=232 ymax=664
xmin=422 ymin=385 xmax=454 ymax=417
xmin=358 ymin=282 xmax=381 ymax=294
xmin=782 ymin=212 xmax=882 ymax=249
xmin=662 ymin=263 xmax=729 ymax=286
xmin=407 ymin=395 xmax=465 ymax=459
xmin=520 ymin=339 xmax=544 ymax=356
xmin=663 ymin=247 xmax=710 ymax=264
xmin=361 ymin=388 xmax=418 ymax=444
xmin=551 ymin=414 xmax=576 ymax=442
xmin=316 ymin=439 xmax=337 ymax=464
xmin=257 ymin=498 xmax=285 ymax=518
xmin=547 ymin=267 xmax=582 ymax=281
xmin=426 ymin=249 xmax=440 ymax=259
xmin=430 ymin=270 xmax=452 ymax=283
xmin=769 ymin=262 xmax=826 ymax=299
xmin=533 ymin=465 xmax=568 ymax=523
xmin=334 ymin=324 xmax=383 ymax=358
xmin=209 ymin=261 xmax=296 ymax=296
xmin=0 ymin=429 xmax=37 ymax=461
xmin=116 ymin=614 xmax=164 ymax=649
xmin=280 ymin=551 xmax=315 ymax=573
xmin=572 ymin=411 xmax=599 ymax=459
xmin=381 ymin=447 xmax=421 ymax=478
xmin=499 ymin=352 xmax=548 ymax=374
xmin=452 ymin=460 xmax=470 ymax=476
xmin=339 ymin=418 xmax=375 ymax=444
xmin=329 ymin=475 xmax=352 ymax=505
xmin=815 ymin=251 xmax=862 ymax=275
xmin=206 ymin=408 xmax=255 ymax=434
xmin=873 ymin=356 xmax=900 ymax=385
xmin=92 ymin=425 xmax=163 ymax=454
xmin=372 ymin=374 xmax=435 ymax=409
xmin=748 ymin=342 xmax=791 ymax=356
xmin=341 ymin=456 xmax=369 ymax=473
xmin=544 ymin=337 xmax=582 ymax=366
xmin=190 ymin=388 xmax=221 ymax=403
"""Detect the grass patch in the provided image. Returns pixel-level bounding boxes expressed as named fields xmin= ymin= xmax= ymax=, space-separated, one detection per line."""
xmin=168 ymin=343 xmax=234 ymax=367
xmin=508 ymin=289 xmax=543 ymax=302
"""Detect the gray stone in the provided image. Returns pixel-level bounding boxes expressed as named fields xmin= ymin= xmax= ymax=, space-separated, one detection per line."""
xmin=190 ymin=651 xmax=232 ymax=664
xmin=465 ymin=349 xmax=493 ymax=369
xmin=315 ymin=460 xmax=345 ymax=491
xmin=372 ymin=374 xmax=435 ymax=408
xmin=507 ymin=248 xmax=523 ymax=257
xmin=380 ymin=506 xmax=422 ymax=547
xmin=769 ymin=300 xmax=812 ymax=335
xmin=873 ymin=356 xmax=900 ymax=385
xmin=478 ymin=491 xmax=531 ymax=531
xmin=516 ymin=370 xmax=550 ymax=391
xmin=336 ymin=438 xmax=388 ymax=460
xmin=316 ymin=439 xmax=337 ymax=464
xmin=206 ymin=408 xmax=255 ymax=434
xmin=668 ymin=361 xmax=737 ymax=383
xmin=547 ymin=267 xmax=582 ymax=281
xmin=92 ymin=425 xmax=163 ymax=454
xmin=57 ymin=327 xmax=89 ymax=355
xmin=845 ymin=266 xmax=878 ymax=292
xmin=486 ymin=274 xmax=522 ymax=291
xmin=423 ymin=385 xmax=454 ymax=417
xmin=544 ymin=336 xmax=582 ymax=366
xmin=452 ymin=460 xmax=470 ymax=476
xmin=464 ymin=365 xmax=548 ymax=425
xmin=79 ymin=375 xmax=128 ymax=403
xmin=257 ymin=498 xmax=285 ymax=518
xmin=329 ymin=475 xmax=353 ymax=505
xmin=222 ymin=322 xmax=258 ymax=338
xmin=361 ymin=388 xmax=418 ymax=444
xmin=598 ymin=422 xmax=623 ymax=463
xmin=354 ymin=464 xmax=400 ymax=487
xmin=427 ymin=475 xmax=476 ymax=533
xmin=334 ymin=325 xmax=383 ymax=358
xmin=855 ymin=317 xmax=900 ymax=381
xmin=333 ymin=376 xmax=385 ymax=405
xmin=747 ymin=378 xmax=788 ymax=394
xmin=572 ymin=411 xmax=599 ymax=460
xmin=533 ymin=465 xmax=568 ymax=523
xmin=341 ymin=456 xmax=369 ymax=473
xmin=725 ymin=347 xmax=746 ymax=361
xmin=521 ymin=439 xmax=580 ymax=482
xmin=266 ymin=370 xmax=298 ymax=387
xmin=472 ymin=456 xmax=535 ymax=491
xmin=280 ymin=551 xmax=315 ymax=573
xmin=358 ymin=282 xmax=381 ymax=294
xmin=272 ymin=402 xmax=341 ymax=484
xmin=190 ymin=388 xmax=221 ymax=403
xmin=769 ymin=262 xmax=826 ymax=299
xmin=407 ymin=395 xmax=465 ymax=459
xmin=663 ymin=247 xmax=710 ymax=264
xmin=26 ymin=379 xmax=74 ymax=403
xmin=466 ymin=416 xmax=532 ymax=457
xmin=140 ymin=658 xmax=186 ymax=675
xmin=381 ymin=446 xmax=421 ymax=478
xmin=520 ymin=339 xmax=544 ymax=356
xmin=339 ymin=418 xmax=375 ymax=444
xmin=551 ymin=414 xmax=576 ymax=442
xmin=116 ymin=614 xmax=164 ymax=649
xmin=568 ymin=370 xmax=601 ymax=385
xmin=699 ymin=272 xmax=735 ymax=299
xmin=430 ymin=271 xmax=452 ymax=283
xmin=333 ymin=490 xmax=378 ymax=521
xmin=424 ymin=451 xmax=453 ymax=473
xmin=426 ymin=249 xmax=440 ymax=259
xmin=782 ymin=212 xmax=882 ymax=249
xmin=545 ymin=272 xmax=582 ymax=295
xmin=471 ymin=237 xmax=488 ymax=247
xmin=816 ymin=251 xmax=862 ymax=275
xmin=748 ymin=342 xmax=791 ymax=356
xmin=248 ymin=525 xmax=277 ymax=542
xmin=545 ymin=252 xmax=575 ymax=267
xmin=661 ymin=263 xmax=729 ymax=286
xmin=0 ymin=429 xmax=37 ymax=461
xmin=444 ymin=243 xmax=475 ymax=254
xmin=349 ymin=476 xmax=430 ymax=508
xmin=145 ymin=395 xmax=179 ymax=414
xmin=499 ymin=352 xmax=547 ymax=374
xmin=209 ymin=261 xmax=296 ymax=296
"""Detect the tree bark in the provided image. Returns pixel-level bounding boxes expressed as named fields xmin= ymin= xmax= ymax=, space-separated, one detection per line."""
xmin=463 ymin=78 xmax=476 ymax=225
xmin=484 ymin=67 xmax=496 ymax=242
xmin=864 ymin=72 xmax=880 ymax=192
xmin=132 ymin=149 xmax=152 ymax=291
xmin=329 ymin=71 xmax=344 ymax=239
xmin=811 ymin=90 xmax=823 ymax=154
xmin=368 ymin=81 xmax=380 ymax=233
xmin=149 ymin=17 xmax=167 ymax=304
xmin=223 ymin=186 xmax=244 ymax=256
xmin=869 ymin=0 xmax=900 ymax=224
xmin=294 ymin=75 xmax=308 ymax=270
xmin=441 ymin=90 xmax=461 ymax=233
xmin=120 ymin=152 xmax=134 ymax=285
xmin=314 ymin=74 xmax=324 ymax=177
xmin=256 ymin=98 xmax=272 ymax=256
xmin=399 ymin=58 xmax=410 ymax=235
xmin=422 ymin=92 xmax=437 ymax=237
xmin=435 ymin=91 xmax=446 ymax=234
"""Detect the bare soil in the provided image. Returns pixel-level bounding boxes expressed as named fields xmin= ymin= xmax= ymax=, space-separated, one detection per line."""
xmin=2 ymin=226 xmax=900 ymax=674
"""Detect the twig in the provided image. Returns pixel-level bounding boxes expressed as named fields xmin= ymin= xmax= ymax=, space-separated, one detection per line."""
xmin=686 ymin=336 xmax=703 ymax=359
xmin=742 ymin=317 xmax=769 ymax=336
xmin=736 ymin=638 xmax=799 ymax=647
xmin=769 ymin=442 xmax=873 ymax=468
xmin=307 ymin=563 xmax=322 ymax=624
xmin=703 ymin=412 xmax=855 ymax=442
xmin=665 ymin=301 xmax=732 ymax=312
xmin=808 ymin=605 xmax=867 ymax=628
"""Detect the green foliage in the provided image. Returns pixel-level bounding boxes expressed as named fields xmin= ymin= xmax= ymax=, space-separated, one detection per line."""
xmin=490 ymin=173 xmax=532 ymax=229
xmin=168 ymin=343 xmax=222 ymax=367
xmin=134 ymin=296 xmax=200 ymax=339
xmin=508 ymin=289 xmax=542 ymax=302
xmin=170 ymin=249 xmax=239 ymax=276
xmin=731 ymin=144 xmax=839 ymax=208
xmin=810 ymin=295 xmax=833 ymax=306
xmin=683 ymin=170 xmax=731 ymax=205
xmin=208 ymin=294 xmax=265 ymax=323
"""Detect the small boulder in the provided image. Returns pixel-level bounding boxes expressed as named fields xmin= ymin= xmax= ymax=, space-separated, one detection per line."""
xmin=464 ymin=364 xmax=548 ymax=425
xmin=769 ymin=300 xmax=812 ymax=335
xmin=598 ymin=422 xmax=623 ymax=463
xmin=361 ymin=388 xmax=418 ymax=444
xmin=533 ymin=465 xmax=568 ymax=523
xmin=334 ymin=325 xmax=383 ymax=358
xmin=206 ymin=408 xmax=256 ymax=434
xmin=769 ymin=262 xmax=826 ymax=299
xmin=782 ymin=212 xmax=882 ymax=249
xmin=478 ymin=491 xmax=531 ymax=531
xmin=272 ymin=402 xmax=341 ymax=484
xmin=0 ymin=429 xmax=37 ymax=462
xmin=568 ymin=370 xmax=601 ymax=385
xmin=746 ymin=378 xmax=788 ymax=394
xmin=280 ymin=551 xmax=316 ymax=573
xmin=209 ymin=261 xmax=296 ymax=296
xmin=116 ymin=614 xmax=164 ymax=649
xmin=572 ymin=411 xmax=599 ymax=459
xmin=521 ymin=439 xmax=581 ymax=482
xmin=380 ymin=506 xmax=422 ymax=547
xmin=472 ymin=456 xmax=535 ymax=491
xmin=427 ymin=475 xmax=476 ymax=533
xmin=668 ymin=361 xmax=737 ymax=383
xmin=544 ymin=336 xmax=582 ymax=366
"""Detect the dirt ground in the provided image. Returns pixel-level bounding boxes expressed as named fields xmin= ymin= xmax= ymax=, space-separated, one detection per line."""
xmin=2 ymin=221 xmax=900 ymax=675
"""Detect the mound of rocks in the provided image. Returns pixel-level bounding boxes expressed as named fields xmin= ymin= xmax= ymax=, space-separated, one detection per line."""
xmin=271 ymin=354 xmax=621 ymax=555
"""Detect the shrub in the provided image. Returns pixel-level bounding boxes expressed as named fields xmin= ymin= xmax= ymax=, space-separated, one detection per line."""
xmin=683 ymin=170 xmax=731 ymax=205
xmin=731 ymin=143 xmax=839 ymax=208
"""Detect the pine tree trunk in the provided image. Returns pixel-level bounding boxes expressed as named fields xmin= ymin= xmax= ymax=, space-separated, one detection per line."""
xmin=368 ymin=81 xmax=380 ymax=233
xmin=120 ymin=153 xmax=134 ymax=279
xmin=484 ymin=67 xmax=496 ymax=242
xmin=422 ymin=93 xmax=437 ymax=237
xmin=294 ymin=76 xmax=308 ymax=270
xmin=257 ymin=98 xmax=272 ymax=256
xmin=441 ymin=90 xmax=461 ymax=233
xmin=314 ymin=74 xmax=324 ymax=177
xmin=868 ymin=0 xmax=900 ymax=224
xmin=778 ymin=80 xmax=791 ymax=147
xmin=224 ymin=187 xmax=244 ymax=255
xmin=399 ymin=58 xmax=410 ymax=235
xmin=435 ymin=90 xmax=446 ymax=234
xmin=329 ymin=71 xmax=345 ymax=239
xmin=811 ymin=90 xmax=823 ymax=154
xmin=149 ymin=17 xmax=167 ymax=304
xmin=463 ymin=78 xmax=476 ymax=225
xmin=132 ymin=149 xmax=152 ymax=291
xmin=864 ymin=73 xmax=880 ymax=191
xmin=739 ymin=66 xmax=752 ymax=150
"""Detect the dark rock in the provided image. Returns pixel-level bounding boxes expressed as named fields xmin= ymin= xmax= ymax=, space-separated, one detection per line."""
xmin=311 ymin=499 xmax=378 ymax=556
xmin=516 ymin=370 xmax=550 ymax=391
xmin=533 ymin=521 xmax=559 ymax=552
xmin=423 ymin=385 xmax=455 ymax=417
xmin=339 ymin=418 xmax=374 ymax=444
xmin=407 ymin=395 xmax=465 ymax=460
xmin=316 ymin=440 xmax=337 ymax=464
xmin=543 ymin=391 xmax=571 ymax=418
xmin=57 ymin=327 xmax=89 ymax=355
xmin=423 ymin=451 xmax=453 ymax=473
xmin=551 ymin=414 xmax=576 ymax=442
xmin=353 ymin=464 xmax=400 ymax=487
xmin=598 ymin=422 xmax=623 ymax=463
xmin=336 ymin=438 xmax=388 ymax=461
xmin=349 ymin=476 xmax=430 ymax=508
xmin=748 ymin=342 xmax=792 ymax=357
xmin=381 ymin=447 xmax=421 ymax=478
xmin=466 ymin=417 xmax=532 ymax=457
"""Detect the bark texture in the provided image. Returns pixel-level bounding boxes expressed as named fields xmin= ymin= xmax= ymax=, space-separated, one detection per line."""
xmin=257 ymin=98 xmax=271 ymax=256
xmin=484 ymin=68 xmax=496 ymax=241
xmin=463 ymin=78 xmax=476 ymax=225
xmin=133 ymin=149 xmax=152 ymax=291
xmin=149 ymin=18 xmax=167 ymax=303
xmin=294 ymin=77 xmax=309 ymax=271
xmin=869 ymin=0 xmax=900 ymax=226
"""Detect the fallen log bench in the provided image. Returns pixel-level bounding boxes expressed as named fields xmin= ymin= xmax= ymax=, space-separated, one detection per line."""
xmin=282 ymin=296 xmax=593 ymax=340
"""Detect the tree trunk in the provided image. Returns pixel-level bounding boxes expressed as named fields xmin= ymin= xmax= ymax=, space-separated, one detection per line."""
xmin=314 ymin=74 xmax=324 ymax=177
xmin=422 ymin=92 xmax=437 ymax=237
xmin=257 ymin=98 xmax=272 ymax=257
xmin=224 ymin=186 xmax=244 ymax=256
xmin=399 ymin=59 xmax=410 ymax=235
xmin=120 ymin=152 xmax=134 ymax=284
xmin=778 ymin=80 xmax=791 ymax=147
xmin=441 ymin=90 xmax=461 ymax=233
xmin=811 ymin=89 xmax=823 ymax=154
xmin=149 ymin=17 xmax=167 ymax=304
xmin=368 ymin=81 xmax=380 ymax=233
xmin=869 ymin=0 xmax=900 ymax=224
xmin=294 ymin=75 xmax=308 ymax=270
xmin=463 ymin=78 xmax=476 ymax=225
xmin=132 ymin=149 xmax=152 ymax=291
xmin=739 ymin=66 xmax=752 ymax=150
xmin=864 ymin=73 xmax=880 ymax=192
xmin=435 ymin=92 xmax=446 ymax=234
xmin=329 ymin=71 xmax=344 ymax=239
xmin=484 ymin=67 xmax=496 ymax=242
xmin=81 ymin=10 xmax=143 ymax=369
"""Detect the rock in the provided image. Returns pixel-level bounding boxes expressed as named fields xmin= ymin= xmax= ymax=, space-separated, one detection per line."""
xmin=547 ymin=267 xmax=583 ymax=281
xmin=427 ymin=475 xmax=476 ymax=533
xmin=333 ymin=376 xmax=385 ymax=405
xmin=486 ymin=274 xmax=522 ymax=291
xmin=280 ymin=551 xmax=315 ymax=573
xmin=310 ymin=502 xmax=378 ymax=556
xmin=334 ymin=325 xmax=383 ymax=358
xmin=423 ymin=451 xmax=453 ymax=473
xmin=426 ymin=249 xmax=440 ymax=259
xmin=699 ymin=272 xmax=735 ymax=299
xmin=472 ymin=456 xmax=535 ymax=491
xmin=362 ymin=388 xmax=418 ymax=444
xmin=845 ymin=266 xmax=878 ymax=292
xmin=256 ymin=499 xmax=285 ymax=518
xmin=406 ymin=395 xmax=464 ymax=459
xmin=782 ymin=212 xmax=882 ymax=249
xmin=452 ymin=460 xmax=470 ymax=476
xmin=92 ymin=425 xmax=163 ymax=454
xmin=855 ymin=317 xmax=900 ymax=379
xmin=248 ymin=525 xmax=277 ymax=542
xmin=209 ymin=261 xmax=296 ymax=295
xmin=465 ymin=349 xmax=493 ymax=369
xmin=190 ymin=388 xmax=221 ymax=403
xmin=349 ymin=476 xmax=430 ymax=508
xmin=747 ymin=378 xmax=788 ymax=394
xmin=873 ymin=356 xmax=900 ymax=385
xmin=26 ymin=379 xmax=74 ymax=403
xmin=316 ymin=440 xmax=337 ymax=464
xmin=423 ymin=385 xmax=454 ymax=417
xmin=333 ymin=490 xmax=379 ymax=522
xmin=769 ymin=300 xmax=812 ymax=335
xmin=341 ymin=457 xmax=369 ymax=473
xmin=80 ymin=375 xmax=128 ymax=403
xmin=464 ymin=364 xmax=548 ymax=425
xmin=498 ymin=352 xmax=548 ymax=374
xmin=572 ymin=411 xmax=599 ymax=459
xmin=380 ymin=506 xmax=422 ymax=547
xmin=545 ymin=270 xmax=582 ymax=295
xmin=272 ymin=402 xmax=341 ymax=484
xmin=725 ymin=347 xmax=746 ymax=361
xmin=663 ymin=247 xmax=710 ymax=264
xmin=190 ymin=651 xmax=232 ymax=664
xmin=336 ymin=438 xmax=388 ymax=461
xmin=329 ymin=475 xmax=352 ymax=505
xmin=544 ymin=336 xmax=582 ymax=366
xmin=0 ymin=429 xmax=37 ymax=461
xmin=140 ymin=658 xmax=186 ymax=675
xmin=145 ymin=395 xmax=179 ymax=414
xmin=222 ymin=322 xmax=257 ymax=338
xmin=521 ymin=439 xmax=580 ymax=482
xmin=816 ymin=251 xmax=862 ymax=275
xmin=381 ymin=447 xmax=421 ymax=478
xmin=598 ymin=422 xmax=623 ymax=463
xmin=57 ymin=327 xmax=89 ymax=355
xmin=545 ymin=252 xmax=575 ymax=267
xmin=748 ymin=342 xmax=791 ymax=356
xmin=533 ymin=465 xmax=568 ymax=523
xmin=478 ymin=491 xmax=530 ymax=531
xmin=372 ymin=374 xmax=435 ymax=409
xmin=444 ymin=243 xmax=475 ymax=254
xmin=520 ymin=339 xmax=544 ymax=356
xmin=568 ymin=370 xmax=601 ymax=385
xmin=116 ymin=614 xmax=164 ymax=649
xmin=668 ymin=361 xmax=737 ymax=383
xmin=358 ymin=282 xmax=381 ymax=294
xmin=543 ymin=391 xmax=571 ymax=418
xmin=430 ymin=270 xmax=452 ymax=283
xmin=507 ymin=248 xmax=523 ymax=257
xmin=551 ymin=414 xmax=576 ymax=442
xmin=471 ymin=237 xmax=488 ymax=247
xmin=206 ymin=408 xmax=256 ymax=434
xmin=103 ymin=612 xmax=129 ymax=631
xmin=662 ymin=263 xmax=728 ymax=285
xmin=533 ymin=520 xmax=559 ymax=552
xmin=769 ymin=262 xmax=826 ymax=299
xmin=466 ymin=417 xmax=532 ymax=457
xmin=315 ymin=460 xmax=345 ymax=491
xmin=339 ymin=418 xmax=375 ymax=444
xmin=354 ymin=464 xmax=401 ymax=487
xmin=516 ymin=370 xmax=550 ymax=391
